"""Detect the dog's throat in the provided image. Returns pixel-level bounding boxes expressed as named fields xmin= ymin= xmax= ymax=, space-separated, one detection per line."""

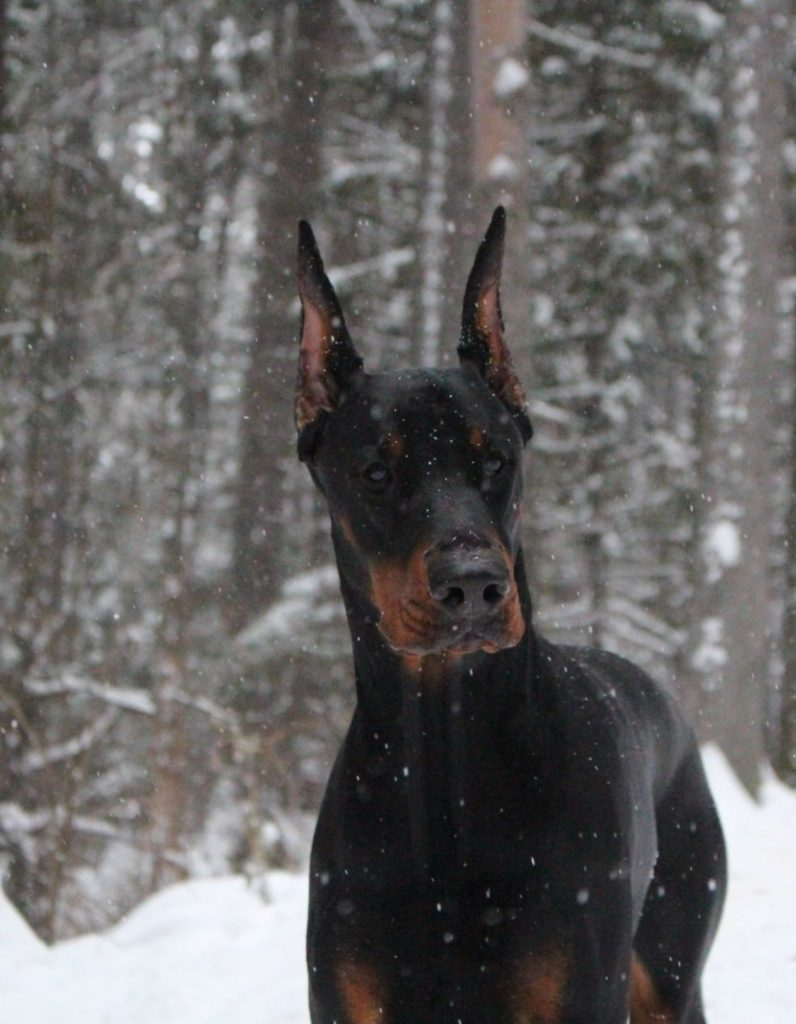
xmin=400 ymin=667 xmax=469 ymax=887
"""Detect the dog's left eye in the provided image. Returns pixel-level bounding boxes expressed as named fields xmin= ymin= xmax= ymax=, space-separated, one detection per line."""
xmin=484 ymin=453 xmax=505 ymax=476
xmin=362 ymin=461 xmax=391 ymax=487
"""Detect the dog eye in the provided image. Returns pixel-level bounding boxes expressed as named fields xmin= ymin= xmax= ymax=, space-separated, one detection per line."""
xmin=484 ymin=453 xmax=505 ymax=476
xmin=362 ymin=461 xmax=391 ymax=487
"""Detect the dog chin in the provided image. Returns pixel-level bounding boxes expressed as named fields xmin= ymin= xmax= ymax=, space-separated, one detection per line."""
xmin=380 ymin=624 xmax=520 ymax=657
xmin=450 ymin=632 xmax=523 ymax=656
xmin=447 ymin=621 xmax=526 ymax=656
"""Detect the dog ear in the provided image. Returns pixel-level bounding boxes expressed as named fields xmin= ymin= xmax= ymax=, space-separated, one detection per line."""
xmin=458 ymin=207 xmax=532 ymax=442
xmin=296 ymin=221 xmax=363 ymax=455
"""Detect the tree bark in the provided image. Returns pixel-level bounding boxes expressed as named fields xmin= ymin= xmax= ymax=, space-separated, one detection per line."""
xmin=689 ymin=0 xmax=789 ymax=793
xmin=232 ymin=1 xmax=333 ymax=624
xmin=416 ymin=0 xmax=473 ymax=366
xmin=470 ymin=0 xmax=526 ymax=184
xmin=777 ymin=411 xmax=796 ymax=785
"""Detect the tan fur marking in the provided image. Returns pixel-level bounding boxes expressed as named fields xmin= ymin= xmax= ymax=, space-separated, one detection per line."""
xmin=629 ymin=955 xmax=672 ymax=1023
xmin=369 ymin=550 xmax=436 ymax=654
xmin=336 ymin=962 xmax=385 ymax=1024
xmin=370 ymin=536 xmax=525 ymax=657
xmin=486 ymin=530 xmax=526 ymax=650
xmin=473 ymin=284 xmax=528 ymax=414
xmin=338 ymin=515 xmax=359 ymax=550
xmin=511 ymin=949 xmax=568 ymax=1024
xmin=496 ymin=575 xmax=526 ymax=650
xmin=296 ymin=306 xmax=334 ymax=429
xmin=474 ymin=285 xmax=503 ymax=355
xmin=383 ymin=432 xmax=405 ymax=458
xmin=469 ymin=426 xmax=486 ymax=450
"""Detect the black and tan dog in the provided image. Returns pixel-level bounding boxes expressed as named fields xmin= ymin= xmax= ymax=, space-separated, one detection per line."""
xmin=295 ymin=208 xmax=726 ymax=1024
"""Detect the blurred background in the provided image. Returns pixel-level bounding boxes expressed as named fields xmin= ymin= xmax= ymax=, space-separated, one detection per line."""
xmin=1 ymin=0 xmax=795 ymax=942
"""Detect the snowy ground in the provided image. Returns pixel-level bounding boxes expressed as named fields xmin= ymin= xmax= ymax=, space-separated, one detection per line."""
xmin=1 ymin=747 xmax=794 ymax=1023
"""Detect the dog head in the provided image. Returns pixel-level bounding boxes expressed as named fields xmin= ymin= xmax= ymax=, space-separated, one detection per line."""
xmin=295 ymin=208 xmax=531 ymax=657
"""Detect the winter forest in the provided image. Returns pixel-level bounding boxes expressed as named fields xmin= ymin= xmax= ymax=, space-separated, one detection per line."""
xmin=2 ymin=0 xmax=796 ymax=980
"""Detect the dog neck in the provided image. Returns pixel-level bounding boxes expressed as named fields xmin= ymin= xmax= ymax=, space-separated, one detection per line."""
xmin=334 ymin=547 xmax=539 ymax=885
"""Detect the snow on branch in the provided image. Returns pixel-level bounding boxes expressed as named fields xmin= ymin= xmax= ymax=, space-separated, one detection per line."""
xmin=327 ymin=247 xmax=415 ymax=287
xmin=0 ymin=803 xmax=128 ymax=843
xmin=328 ymin=160 xmax=414 ymax=186
xmin=336 ymin=0 xmax=379 ymax=56
xmin=528 ymin=398 xmax=573 ymax=426
xmin=20 ymin=709 xmax=118 ymax=774
xmin=170 ymin=691 xmax=237 ymax=729
xmin=72 ymin=814 xmax=127 ymax=841
xmin=607 ymin=596 xmax=686 ymax=652
xmin=25 ymin=672 xmax=237 ymax=728
xmin=527 ymin=18 xmax=655 ymax=71
xmin=26 ymin=673 xmax=156 ymax=715
xmin=0 ymin=802 xmax=50 ymax=838
xmin=609 ymin=616 xmax=676 ymax=657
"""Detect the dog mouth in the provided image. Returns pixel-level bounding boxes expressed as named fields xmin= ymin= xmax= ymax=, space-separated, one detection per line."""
xmin=377 ymin=604 xmax=523 ymax=657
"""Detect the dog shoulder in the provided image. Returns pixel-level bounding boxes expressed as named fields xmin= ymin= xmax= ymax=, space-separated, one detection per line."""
xmin=540 ymin=639 xmax=695 ymax=793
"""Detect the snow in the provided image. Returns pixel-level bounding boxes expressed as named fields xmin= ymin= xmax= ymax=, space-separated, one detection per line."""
xmin=1 ymin=748 xmax=794 ymax=1022
xmin=0 ymin=890 xmax=43 ymax=967
xmin=0 ymin=874 xmax=309 ymax=1024
xmin=487 ymin=153 xmax=518 ymax=180
xmin=701 ymin=748 xmax=796 ymax=1022
xmin=662 ymin=1 xmax=725 ymax=42
xmin=692 ymin=616 xmax=727 ymax=674
xmin=235 ymin=565 xmax=341 ymax=648
xmin=493 ymin=57 xmax=529 ymax=98
xmin=704 ymin=519 xmax=742 ymax=569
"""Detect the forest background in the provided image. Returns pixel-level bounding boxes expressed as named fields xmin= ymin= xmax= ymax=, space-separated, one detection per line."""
xmin=2 ymin=0 xmax=795 ymax=942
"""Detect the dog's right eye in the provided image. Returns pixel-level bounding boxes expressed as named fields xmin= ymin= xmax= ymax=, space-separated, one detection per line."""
xmin=361 ymin=461 xmax=391 ymax=488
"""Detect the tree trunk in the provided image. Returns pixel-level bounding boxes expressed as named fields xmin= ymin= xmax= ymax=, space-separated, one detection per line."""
xmin=232 ymin=1 xmax=333 ymax=624
xmin=145 ymin=17 xmax=216 ymax=889
xmin=777 ymin=411 xmax=796 ymax=785
xmin=415 ymin=0 xmax=474 ymax=366
xmin=470 ymin=0 xmax=526 ymax=184
xmin=689 ymin=0 xmax=788 ymax=793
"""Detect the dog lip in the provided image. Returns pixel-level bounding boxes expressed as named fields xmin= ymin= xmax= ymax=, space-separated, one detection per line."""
xmin=380 ymin=622 xmax=521 ymax=657
xmin=377 ymin=598 xmax=524 ymax=655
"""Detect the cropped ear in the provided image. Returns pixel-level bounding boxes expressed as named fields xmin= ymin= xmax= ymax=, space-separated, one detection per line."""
xmin=296 ymin=221 xmax=363 ymax=457
xmin=458 ymin=207 xmax=532 ymax=442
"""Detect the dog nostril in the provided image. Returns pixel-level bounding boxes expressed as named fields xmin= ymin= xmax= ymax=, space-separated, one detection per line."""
xmin=441 ymin=586 xmax=466 ymax=610
xmin=483 ymin=582 xmax=507 ymax=606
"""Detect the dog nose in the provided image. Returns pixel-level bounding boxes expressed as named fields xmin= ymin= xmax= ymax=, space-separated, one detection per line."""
xmin=426 ymin=548 xmax=510 ymax=617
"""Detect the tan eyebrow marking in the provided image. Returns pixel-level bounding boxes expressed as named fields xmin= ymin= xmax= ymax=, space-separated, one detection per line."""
xmin=469 ymin=426 xmax=486 ymax=450
xmin=383 ymin=432 xmax=405 ymax=458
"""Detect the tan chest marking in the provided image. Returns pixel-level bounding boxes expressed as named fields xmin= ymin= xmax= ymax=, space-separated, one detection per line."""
xmin=510 ymin=948 xmax=568 ymax=1024
xmin=629 ymin=955 xmax=672 ymax=1023
xmin=336 ymin=961 xmax=386 ymax=1024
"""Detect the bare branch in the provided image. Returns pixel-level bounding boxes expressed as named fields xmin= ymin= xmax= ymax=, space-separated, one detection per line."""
xmin=527 ymin=18 xmax=655 ymax=71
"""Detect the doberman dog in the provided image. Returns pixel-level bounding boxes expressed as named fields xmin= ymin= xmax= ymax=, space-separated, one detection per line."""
xmin=295 ymin=208 xmax=726 ymax=1024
